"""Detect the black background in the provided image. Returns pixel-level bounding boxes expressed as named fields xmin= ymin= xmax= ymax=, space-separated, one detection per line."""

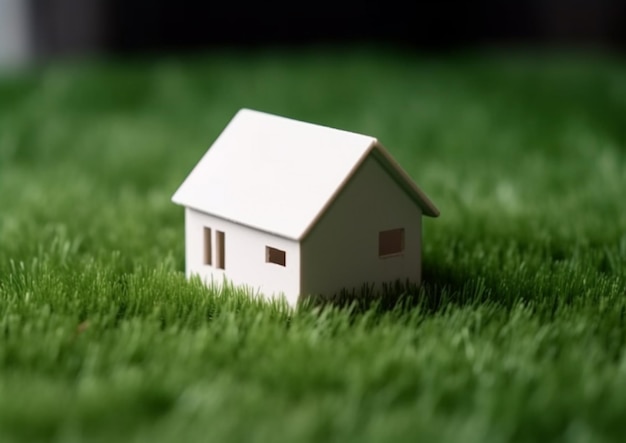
xmin=31 ymin=0 xmax=626 ymax=57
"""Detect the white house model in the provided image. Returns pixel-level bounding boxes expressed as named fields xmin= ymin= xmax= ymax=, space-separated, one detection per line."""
xmin=172 ymin=109 xmax=439 ymax=305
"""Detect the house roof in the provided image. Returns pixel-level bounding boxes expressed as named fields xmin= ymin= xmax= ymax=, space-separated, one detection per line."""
xmin=172 ymin=109 xmax=439 ymax=240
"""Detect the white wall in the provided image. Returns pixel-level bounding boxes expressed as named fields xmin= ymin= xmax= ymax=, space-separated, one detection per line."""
xmin=301 ymin=155 xmax=422 ymax=297
xmin=0 ymin=0 xmax=31 ymax=67
xmin=185 ymin=208 xmax=300 ymax=305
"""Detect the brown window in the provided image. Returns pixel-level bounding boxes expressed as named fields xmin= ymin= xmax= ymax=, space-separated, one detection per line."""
xmin=203 ymin=227 xmax=212 ymax=265
xmin=216 ymin=230 xmax=225 ymax=269
xmin=266 ymin=246 xmax=286 ymax=267
xmin=379 ymin=228 xmax=405 ymax=257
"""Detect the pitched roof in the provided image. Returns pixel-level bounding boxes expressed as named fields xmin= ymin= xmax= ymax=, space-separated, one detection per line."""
xmin=172 ymin=109 xmax=439 ymax=240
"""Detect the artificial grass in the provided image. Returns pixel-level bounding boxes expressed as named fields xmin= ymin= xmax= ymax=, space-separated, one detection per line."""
xmin=0 ymin=49 xmax=625 ymax=442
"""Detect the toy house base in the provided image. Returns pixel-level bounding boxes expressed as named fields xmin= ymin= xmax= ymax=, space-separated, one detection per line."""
xmin=173 ymin=109 xmax=439 ymax=306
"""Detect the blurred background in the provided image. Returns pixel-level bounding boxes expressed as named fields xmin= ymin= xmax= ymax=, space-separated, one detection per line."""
xmin=1 ymin=0 xmax=625 ymax=66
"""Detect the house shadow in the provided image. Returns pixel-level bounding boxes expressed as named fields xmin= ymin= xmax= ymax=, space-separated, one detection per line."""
xmin=297 ymin=263 xmax=496 ymax=316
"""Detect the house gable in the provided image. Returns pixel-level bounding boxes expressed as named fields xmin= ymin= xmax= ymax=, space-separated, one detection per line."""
xmin=300 ymin=154 xmax=424 ymax=297
xmin=299 ymin=143 xmax=438 ymax=240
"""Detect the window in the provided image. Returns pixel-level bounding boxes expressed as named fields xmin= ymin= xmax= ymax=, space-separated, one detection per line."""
xmin=379 ymin=228 xmax=405 ymax=257
xmin=266 ymin=246 xmax=286 ymax=267
xmin=203 ymin=228 xmax=225 ymax=269
xmin=216 ymin=230 xmax=225 ymax=269
xmin=203 ymin=227 xmax=212 ymax=265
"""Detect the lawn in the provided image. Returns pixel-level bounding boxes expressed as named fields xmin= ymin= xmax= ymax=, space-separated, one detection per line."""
xmin=0 ymin=49 xmax=625 ymax=442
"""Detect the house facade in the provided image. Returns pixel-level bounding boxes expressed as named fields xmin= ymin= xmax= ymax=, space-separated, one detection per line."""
xmin=184 ymin=207 xmax=301 ymax=301
xmin=172 ymin=109 xmax=438 ymax=305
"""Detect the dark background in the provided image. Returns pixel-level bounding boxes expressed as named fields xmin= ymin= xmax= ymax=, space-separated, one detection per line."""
xmin=29 ymin=0 xmax=626 ymax=58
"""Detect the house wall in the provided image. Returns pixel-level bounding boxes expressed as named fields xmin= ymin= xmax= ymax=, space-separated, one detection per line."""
xmin=185 ymin=208 xmax=300 ymax=305
xmin=300 ymin=155 xmax=423 ymax=298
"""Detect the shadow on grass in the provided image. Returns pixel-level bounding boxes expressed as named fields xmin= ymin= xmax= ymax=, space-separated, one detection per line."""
xmin=298 ymin=263 xmax=493 ymax=316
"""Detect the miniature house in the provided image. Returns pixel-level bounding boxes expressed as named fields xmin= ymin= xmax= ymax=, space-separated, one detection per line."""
xmin=172 ymin=109 xmax=439 ymax=305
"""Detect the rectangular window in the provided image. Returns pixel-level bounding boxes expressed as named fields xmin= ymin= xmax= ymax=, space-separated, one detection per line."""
xmin=379 ymin=228 xmax=405 ymax=257
xmin=203 ymin=227 xmax=212 ymax=265
xmin=266 ymin=246 xmax=286 ymax=267
xmin=216 ymin=230 xmax=225 ymax=269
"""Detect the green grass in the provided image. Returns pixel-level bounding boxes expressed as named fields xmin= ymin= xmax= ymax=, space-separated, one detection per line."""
xmin=1 ymin=49 xmax=625 ymax=442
